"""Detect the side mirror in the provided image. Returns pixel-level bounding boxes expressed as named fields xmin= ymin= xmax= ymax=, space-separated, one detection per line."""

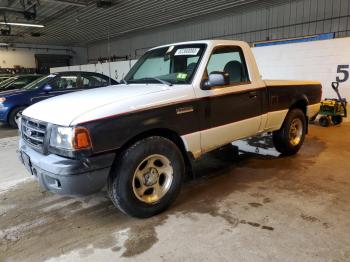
xmin=202 ymin=71 xmax=230 ymax=90
xmin=43 ymin=84 xmax=53 ymax=92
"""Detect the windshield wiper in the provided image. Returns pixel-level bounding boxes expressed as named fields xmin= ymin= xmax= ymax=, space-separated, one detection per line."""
xmin=153 ymin=77 xmax=172 ymax=86
xmin=143 ymin=77 xmax=172 ymax=86
xmin=121 ymin=79 xmax=128 ymax=85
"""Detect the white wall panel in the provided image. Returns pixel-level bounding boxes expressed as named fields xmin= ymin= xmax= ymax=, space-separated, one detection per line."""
xmin=252 ymin=37 xmax=350 ymax=101
xmin=50 ymin=66 xmax=68 ymax=73
xmin=67 ymin=65 xmax=81 ymax=71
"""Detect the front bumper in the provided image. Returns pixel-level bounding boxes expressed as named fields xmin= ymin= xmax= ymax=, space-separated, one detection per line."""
xmin=18 ymin=138 xmax=116 ymax=196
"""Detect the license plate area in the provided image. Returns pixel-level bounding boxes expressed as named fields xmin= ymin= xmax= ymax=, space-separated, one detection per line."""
xmin=21 ymin=151 xmax=33 ymax=175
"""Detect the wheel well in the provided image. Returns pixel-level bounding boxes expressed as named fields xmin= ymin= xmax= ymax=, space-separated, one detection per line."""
xmin=115 ymin=128 xmax=194 ymax=178
xmin=290 ymin=100 xmax=307 ymax=115
xmin=7 ymin=105 xmax=28 ymax=122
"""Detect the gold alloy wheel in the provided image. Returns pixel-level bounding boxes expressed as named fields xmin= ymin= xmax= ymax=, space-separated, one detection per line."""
xmin=132 ymin=154 xmax=174 ymax=204
xmin=289 ymin=118 xmax=303 ymax=146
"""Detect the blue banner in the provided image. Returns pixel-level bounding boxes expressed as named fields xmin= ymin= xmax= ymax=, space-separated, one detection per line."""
xmin=254 ymin=33 xmax=335 ymax=47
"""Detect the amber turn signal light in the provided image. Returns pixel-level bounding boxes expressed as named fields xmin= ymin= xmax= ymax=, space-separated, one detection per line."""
xmin=73 ymin=127 xmax=92 ymax=150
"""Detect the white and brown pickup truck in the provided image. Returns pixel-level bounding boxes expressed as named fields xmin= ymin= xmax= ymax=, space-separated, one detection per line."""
xmin=18 ymin=40 xmax=321 ymax=217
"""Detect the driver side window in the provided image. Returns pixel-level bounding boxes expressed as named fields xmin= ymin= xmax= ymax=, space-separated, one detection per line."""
xmin=206 ymin=46 xmax=249 ymax=84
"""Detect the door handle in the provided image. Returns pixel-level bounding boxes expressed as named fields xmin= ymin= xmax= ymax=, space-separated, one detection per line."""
xmin=249 ymin=91 xmax=257 ymax=99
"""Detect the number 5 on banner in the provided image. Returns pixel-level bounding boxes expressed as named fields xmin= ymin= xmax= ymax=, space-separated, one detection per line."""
xmin=336 ymin=65 xmax=349 ymax=83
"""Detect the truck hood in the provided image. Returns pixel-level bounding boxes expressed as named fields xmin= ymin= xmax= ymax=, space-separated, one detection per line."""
xmin=23 ymin=84 xmax=170 ymax=126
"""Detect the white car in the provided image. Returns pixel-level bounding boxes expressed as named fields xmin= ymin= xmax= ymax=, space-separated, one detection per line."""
xmin=18 ymin=40 xmax=322 ymax=218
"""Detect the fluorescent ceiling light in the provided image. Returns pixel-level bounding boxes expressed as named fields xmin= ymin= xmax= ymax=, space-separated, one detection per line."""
xmin=0 ymin=43 xmax=9 ymax=46
xmin=0 ymin=22 xmax=44 ymax=28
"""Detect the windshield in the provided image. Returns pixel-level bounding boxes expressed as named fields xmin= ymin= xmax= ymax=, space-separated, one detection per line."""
xmin=0 ymin=75 xmax=11 ymax=82
xmin=0 ymin=77 xmax=17 ymax=88
xmin=23 ymin=74 xmax=53 ymax=90
xmin=125 ymin=44 xmax=206 ymax=85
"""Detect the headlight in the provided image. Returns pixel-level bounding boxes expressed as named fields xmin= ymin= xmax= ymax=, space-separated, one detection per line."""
xmin=50 ymin=126 xmax=92 ymax=151
xmin=0 ymin=97 xmax=6 ymax=103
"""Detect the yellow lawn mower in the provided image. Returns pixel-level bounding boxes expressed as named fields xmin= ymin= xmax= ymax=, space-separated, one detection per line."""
xmin=318 ymin=82 xmax=347 ymax=127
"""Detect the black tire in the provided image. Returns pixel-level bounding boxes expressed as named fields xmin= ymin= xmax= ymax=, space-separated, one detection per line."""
xmin=107 ymin=136 xmax=185 ymax=218
xmin=273 ymin=108 xmax=306 ymax=156
xmin=319 ymin=116 xmax=331 ymax=127
xmin=9 ymin=106 xmax=26 ymax=128
xmin=331 ymin=115 xmax=343 ymax=125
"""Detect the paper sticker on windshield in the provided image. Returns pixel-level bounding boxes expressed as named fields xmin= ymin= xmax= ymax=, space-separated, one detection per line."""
xmin=176 ymin=73 xmax=188 ymax=80
xmin=175 ymin=48 xmax=200 ymax=56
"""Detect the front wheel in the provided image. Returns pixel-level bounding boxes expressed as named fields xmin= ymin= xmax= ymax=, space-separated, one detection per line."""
xmin=319 ymin=116 xmax=331 ymax=127
xmin=273 ymin=108 xmax=306 ymax=156
xmin=107 ymin=136 xmax=185 ymax=218
xmin=9 ymin=106 xmax=26 ymax=128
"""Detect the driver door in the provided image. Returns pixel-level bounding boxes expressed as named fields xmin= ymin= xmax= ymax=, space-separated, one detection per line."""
xmin=199 ymin=46 xmax=263 ymax=153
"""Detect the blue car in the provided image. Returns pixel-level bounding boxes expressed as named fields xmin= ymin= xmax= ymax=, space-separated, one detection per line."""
xmin=0 ymin=71 xmax=118 ymax=128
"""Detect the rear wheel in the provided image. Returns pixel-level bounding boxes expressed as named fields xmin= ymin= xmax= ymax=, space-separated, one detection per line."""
xmin=9 ymin=106 xmax=26 ymax=128
xmin=107 ymin=136 xmax=185 ymax=218
xmin=273 ymin=108 xmax=306 ymax=156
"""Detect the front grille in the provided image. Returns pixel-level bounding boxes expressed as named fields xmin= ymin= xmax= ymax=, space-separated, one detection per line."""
xmin=21 ymin=117 xmax=47 ymax=149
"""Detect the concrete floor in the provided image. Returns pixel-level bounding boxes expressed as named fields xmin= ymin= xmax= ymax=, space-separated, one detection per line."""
xmin=0 ymin=124 xmax=18 ymax=139
xmin=1 ymin=124 xmax=350 ymax=262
